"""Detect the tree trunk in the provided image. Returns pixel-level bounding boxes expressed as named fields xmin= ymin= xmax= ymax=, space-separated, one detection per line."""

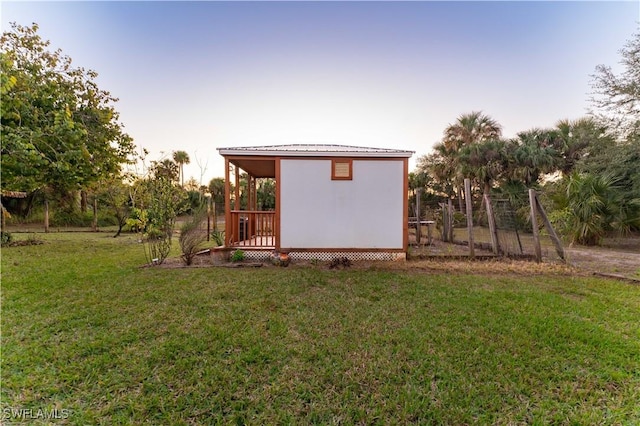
xmin=114 ymin=222 xmax=124 ymax=238
xmin=1 ymin=201 xmax=5 ymax=231
xmin=483 ymin=181 xmax=491 ymax=197
xmin=44 ymin=199 xmax=50 ymax=233
xmin=92 ymin=198 xmax=98 ymax=231
xmin=81 ymin=190 xmax=88 ymax=213
xmin=464 ymin=179 xmax=475 ymax=258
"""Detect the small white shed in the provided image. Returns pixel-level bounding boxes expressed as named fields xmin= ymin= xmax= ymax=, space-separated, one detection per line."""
xmin=217 ymin=144 xmax=413 ymax=260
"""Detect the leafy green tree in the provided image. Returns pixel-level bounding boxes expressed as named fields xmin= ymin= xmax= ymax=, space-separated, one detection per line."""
xmin=172 ymin=150 xmax=190 ymax=187
xmin=408 ymin=170 xmax=430 ymax=197
xmin=590 ymin=31 xmax=640 ymax=140
xmin=1 ymin=23 xmax=134 ymax=198
xmin=415 ymin=150 xmax=455 ymax=199
xmin=577 ymin=134 xmax=640 ymax=210
xmin=98 ymin=176 xmax=132 ymax=237
xmin=150 ymin=159 xmax=179 ymax=183
xmin=139 ymin=176 xmax=187 ymax=265
xmin=257 ymin=178 xmax=276 ymax=210
xmin=554 ymin=117 xmax=610 ymax=176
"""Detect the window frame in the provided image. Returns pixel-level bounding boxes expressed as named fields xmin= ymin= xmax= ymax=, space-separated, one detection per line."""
xmin=331 ymin=159 xmax=353 ymax=180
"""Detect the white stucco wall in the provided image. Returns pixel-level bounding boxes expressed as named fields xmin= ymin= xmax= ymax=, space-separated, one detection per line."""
xmin=279 ymin=159 xmax=405 ymax=249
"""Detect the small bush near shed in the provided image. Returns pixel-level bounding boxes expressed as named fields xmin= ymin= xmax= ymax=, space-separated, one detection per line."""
xmin=179 ymin=208 xmax=208 ymax=266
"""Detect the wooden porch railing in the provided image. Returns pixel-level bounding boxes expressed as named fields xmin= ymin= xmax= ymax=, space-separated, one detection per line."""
xmin=228 ymin=210 xmax=276 ymax=248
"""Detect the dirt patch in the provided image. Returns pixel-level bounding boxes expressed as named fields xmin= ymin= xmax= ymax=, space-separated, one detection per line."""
xmin=565 ymin=247 xmax=640 ymax=280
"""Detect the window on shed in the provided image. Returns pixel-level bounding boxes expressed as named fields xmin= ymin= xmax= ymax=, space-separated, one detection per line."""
xmin=332 ymin=159 xmax=353 ymax=180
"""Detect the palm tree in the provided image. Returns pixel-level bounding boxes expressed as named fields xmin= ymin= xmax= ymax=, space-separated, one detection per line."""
xmin=441 ymin=111 xmax=503 ymax=208
xmin=457 ymin=138 xmax=508 ymax=195
xmin=172 ymin=150 xmax=190 ymax=187
xmin=508 ymin=129 xmax=561 ymax=186
xmin=564 ymin=172 xmax=626 ymax=245
xmin=416 ymin=151 xmax=455 ymax=199
xmin=443 ymin=111 xmax=502 ymax=151
xmin=150 ymin=159 xmax=179 ymax=183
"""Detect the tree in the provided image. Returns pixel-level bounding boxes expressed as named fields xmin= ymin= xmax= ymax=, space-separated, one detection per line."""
xmin=553 ymin=117 xmax=609 ymax=176
xmin=561 ymin=173 xmax=638 ymax=245
xmin=149 ymin=159 xmax=179 ymax=183
xmin=98 ymin=176 xmax=132 ymax=237
xmin=1 ymin=23 xmax=134 ymax=198
xmin=590 ymin=31 xmax=640 ymax=140
xmin=416 ymin=149 xmax=454 ymax=197
xmin=577 ymin=134 xmax=640 ymax=208
xmin=172 ymin=150 xmax=190 ymax=187
xmin=139 ymin=176 xmax=187 ymax=265
xmin=507 ymin=129 xmax=560 ymax=187
xmin=208 ymin=177 xmax=226 ymax=207
xmin=257 ymin=178 xmax=276 ymax=210
xmin=440 ymin=111 xmax=503 ymax=208
xmin=457 ymin=138 xmax=507 ymax=195
xmin=443 ymin=111 xmax=502 ymax=152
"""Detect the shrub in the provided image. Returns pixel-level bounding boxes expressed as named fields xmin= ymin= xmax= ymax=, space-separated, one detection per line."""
xmin=230 ymin=250 xmax=245 ymax=263
xmin=179 ymin=208 xmax=208 ymax=266
xmin=210 ymin=229 xmax=225 ymax=247
xmin=138 ymin=177 xmax=188 ymax=265
xmin=1 ymin=231 xmax=13 ymax=246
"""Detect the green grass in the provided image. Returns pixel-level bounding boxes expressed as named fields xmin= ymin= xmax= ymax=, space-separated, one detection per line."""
xmin=2 ymin=233 xmax=640 ymax=424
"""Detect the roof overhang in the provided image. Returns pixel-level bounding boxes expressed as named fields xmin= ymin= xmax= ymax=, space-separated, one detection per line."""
xmin=218 ymin=144 xmax=414 ymax=159
xmin=229 ymin=158 xmax=276 ymax=178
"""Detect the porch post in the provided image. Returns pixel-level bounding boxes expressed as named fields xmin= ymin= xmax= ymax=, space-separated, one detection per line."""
xmin=234 ymin=164 xmax=240 ymax=211
xmin=275 ymin=157 xmax=281 ymax=251
xmin=224 ymin=158 xmax=231 ymax=246
xmin=247 ymin=174 xmax=255 ymax=238
xmin=247 ymin=175 xmax=254 ymax=212
xmin=252 ymin=177 xmax=258 ymax=210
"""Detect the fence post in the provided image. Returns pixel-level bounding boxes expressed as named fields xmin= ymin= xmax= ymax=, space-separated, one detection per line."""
xmin=484 ymin=194 xmax=500 ymax=255
xmin=534 ymin=193 xmax=565 ymax=261
xmin=442 ymin=203 xmax=449 ymax=242
xmin=447 ymin=199 xmax=454 ymax=242
xmin=207 ymin=196 xmax=211 ymax=241
xmin=464 ymin=178 xmax=475 ymax=258
xmin=529 ymin=189 xmax=542 ymax=262
xmin=415 ymin=188 xmax=421 ymax=245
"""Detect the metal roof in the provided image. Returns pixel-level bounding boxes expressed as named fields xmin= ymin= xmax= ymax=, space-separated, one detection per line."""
xmin=217 ymin=144 xmax=413 ymax=158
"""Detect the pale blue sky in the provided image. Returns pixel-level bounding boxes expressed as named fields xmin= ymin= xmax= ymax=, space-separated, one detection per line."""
xmin=2 ymin=1 xmax=638 ymax=183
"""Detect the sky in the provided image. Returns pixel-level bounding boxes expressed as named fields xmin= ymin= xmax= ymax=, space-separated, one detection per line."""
xmin=2 ymin=1 xmax=638 ymax=185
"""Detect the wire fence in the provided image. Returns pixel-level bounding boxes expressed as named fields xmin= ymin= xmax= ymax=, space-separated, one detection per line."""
xmin=409 ymin=186 xmax=565 ymax=262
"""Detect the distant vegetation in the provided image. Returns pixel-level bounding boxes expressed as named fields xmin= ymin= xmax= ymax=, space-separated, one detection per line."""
xmin=411 ymin=32 xmax=640 ymax=246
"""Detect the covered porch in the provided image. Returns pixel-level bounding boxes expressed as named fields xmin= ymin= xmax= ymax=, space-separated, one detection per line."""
xmin=223 ymin=155 xmax=277 ymax=250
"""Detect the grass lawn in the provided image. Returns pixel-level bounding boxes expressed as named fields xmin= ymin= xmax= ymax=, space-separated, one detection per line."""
xmin=2 ymin=233 xmax=639 ymax=424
